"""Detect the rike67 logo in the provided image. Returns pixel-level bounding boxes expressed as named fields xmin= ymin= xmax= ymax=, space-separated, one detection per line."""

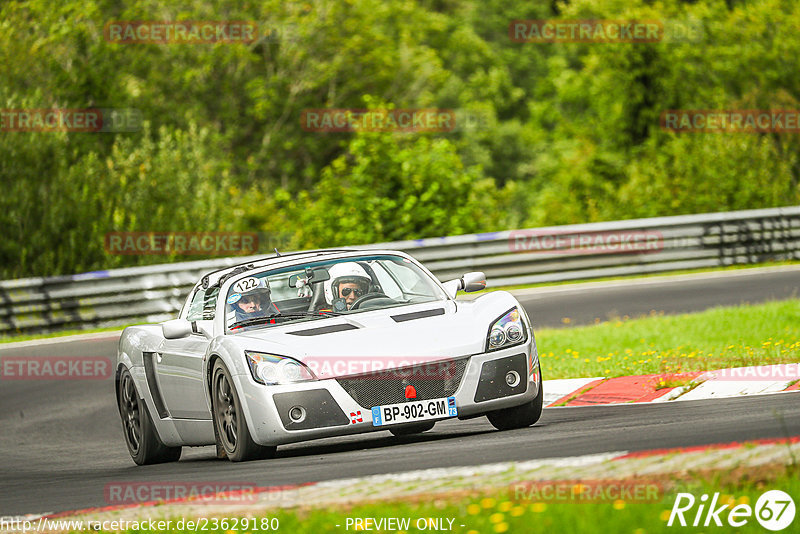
xmin=667 ymin=490 xmax=795 ymax=531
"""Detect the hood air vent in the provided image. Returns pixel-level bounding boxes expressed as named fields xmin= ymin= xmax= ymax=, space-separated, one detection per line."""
xmin=391 ymin=308 xmax=445 ymax=323
xmin=287 ymin=323 xmax=359 ymax=336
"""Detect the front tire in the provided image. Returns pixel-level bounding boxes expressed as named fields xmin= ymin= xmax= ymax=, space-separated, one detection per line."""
xmin=486 ymin=371 xmax=544 ymax=431
xmin=389 ymin=421 xmax=435 ymax=436
xmin=117 ymin=368 xmax=182 ymax=465
xmin=212 ymin=360 xmax=276 ymax=462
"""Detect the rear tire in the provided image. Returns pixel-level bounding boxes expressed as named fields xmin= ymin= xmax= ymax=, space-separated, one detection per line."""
xmin=389 ymin=421 xmax=435 ymax=436
xmin=117 ymin=368 xmax=182 ymax=465
xmin=212 ymin=360 xmax=276 ymax=462
xmin=486 ymin=370 xmax=544 ymax=431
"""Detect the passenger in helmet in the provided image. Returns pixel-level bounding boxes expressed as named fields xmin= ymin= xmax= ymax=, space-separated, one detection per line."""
xmin=229 ymin=279 xmax=274 ymax=322
xmin=323 ymin=263 xmax=372 ymax=311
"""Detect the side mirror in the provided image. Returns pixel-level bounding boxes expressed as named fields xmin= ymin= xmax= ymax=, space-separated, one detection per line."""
xmin=462 ymin=271 xmax=487 ymax=293
xmin=193 ymin=320 xmax=214 ymax=340
xmin=442 ymin=272 xmax=487 ymax=298
xmin=442 ymin=279 xmax=461 ymax=299
xmin=162 ymin=319 xmax=192 ymax=339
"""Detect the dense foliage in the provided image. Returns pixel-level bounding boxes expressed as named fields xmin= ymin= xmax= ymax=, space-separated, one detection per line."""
xmin=1 ymin=0 xmax=798 ymax=278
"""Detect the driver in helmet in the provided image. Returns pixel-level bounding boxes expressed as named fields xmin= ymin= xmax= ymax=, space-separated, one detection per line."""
xmin=323 ymin=263 xmax=372 ymax=311
xmin=229 ymin=279 xmax=275 ymax=322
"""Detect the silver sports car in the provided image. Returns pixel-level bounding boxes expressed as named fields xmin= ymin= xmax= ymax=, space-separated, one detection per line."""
xmin=115 ymin=249 xmax=543 ymax=463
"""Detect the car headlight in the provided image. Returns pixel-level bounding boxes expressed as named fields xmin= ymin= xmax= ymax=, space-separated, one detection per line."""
xmin=245 ymin=351 xmax=316 ymax=385
xmin=486 ymin=307 xmax=527 ymax=351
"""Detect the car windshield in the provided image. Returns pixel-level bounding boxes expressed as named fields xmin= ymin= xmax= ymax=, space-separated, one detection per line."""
xmin=225 ymin=254 xmax=447 ymax=332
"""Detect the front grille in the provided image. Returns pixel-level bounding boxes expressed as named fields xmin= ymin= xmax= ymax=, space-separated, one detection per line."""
xmin=336 ymin=357 xmax=469 ymax=409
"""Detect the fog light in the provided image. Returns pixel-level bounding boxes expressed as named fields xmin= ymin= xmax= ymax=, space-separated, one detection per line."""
xmin=289 ymin=405 xmax=306 ymax=423
xmin=505 ymin=370 xmax=520 ymax=388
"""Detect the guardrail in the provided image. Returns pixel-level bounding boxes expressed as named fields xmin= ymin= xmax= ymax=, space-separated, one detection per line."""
xmin=2 ymin=206 xmax=799 ymax=335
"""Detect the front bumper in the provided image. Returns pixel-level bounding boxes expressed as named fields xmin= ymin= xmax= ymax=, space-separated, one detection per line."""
xmin=234 ymin=339 xmax=540 ymax=446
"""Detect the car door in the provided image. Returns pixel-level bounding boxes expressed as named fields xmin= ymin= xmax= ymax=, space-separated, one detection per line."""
xmin=154 ymin=287 xmax=217 ymax=419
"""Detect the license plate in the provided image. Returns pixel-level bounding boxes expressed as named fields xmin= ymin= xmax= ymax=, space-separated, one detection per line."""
xmin=371 ymin=397 xmax=457 ymax=426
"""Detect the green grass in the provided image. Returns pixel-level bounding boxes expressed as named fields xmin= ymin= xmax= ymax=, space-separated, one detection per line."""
xmin=93 ymin=464 xmax=800 ymax=533
xmin=536 ymin=299 xmax=800 ymax=379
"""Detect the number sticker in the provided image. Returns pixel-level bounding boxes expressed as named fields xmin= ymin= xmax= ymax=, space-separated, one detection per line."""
xmin=234 ymin=277 xmax=260 ymax=293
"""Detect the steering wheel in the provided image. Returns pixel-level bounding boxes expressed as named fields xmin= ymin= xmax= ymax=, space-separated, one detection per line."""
xmin=350 ymin=292 xmax=389 ymax=310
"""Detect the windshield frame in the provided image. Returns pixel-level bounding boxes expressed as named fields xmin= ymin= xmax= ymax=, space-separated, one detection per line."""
xmin=220 ymin=252 xmax=448 ymax=334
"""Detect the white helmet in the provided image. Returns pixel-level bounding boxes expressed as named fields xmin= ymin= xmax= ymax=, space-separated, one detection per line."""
xmin=228 ymin=277 xmax=271 ymax=310
xmin=324 ymin=262 xmax=372 ymax=304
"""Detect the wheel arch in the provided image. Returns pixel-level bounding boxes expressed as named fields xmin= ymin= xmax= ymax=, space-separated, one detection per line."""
xmin=205 ymin=353 xmax=223 ymax=412
xmin=114 ymin=362 xmax=128 ymax=409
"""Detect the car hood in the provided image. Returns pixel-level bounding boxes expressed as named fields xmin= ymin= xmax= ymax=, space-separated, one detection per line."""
xmin=230 ymin=294 xmax=517 ymax=379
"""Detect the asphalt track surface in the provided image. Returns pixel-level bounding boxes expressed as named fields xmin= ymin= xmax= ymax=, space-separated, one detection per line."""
xmin=1 ymin=267 xmax=799 ymax=516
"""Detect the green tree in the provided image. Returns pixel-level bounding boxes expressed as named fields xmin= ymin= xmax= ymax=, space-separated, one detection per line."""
xmin=291 ymin=129 xmax=508 ymax=247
